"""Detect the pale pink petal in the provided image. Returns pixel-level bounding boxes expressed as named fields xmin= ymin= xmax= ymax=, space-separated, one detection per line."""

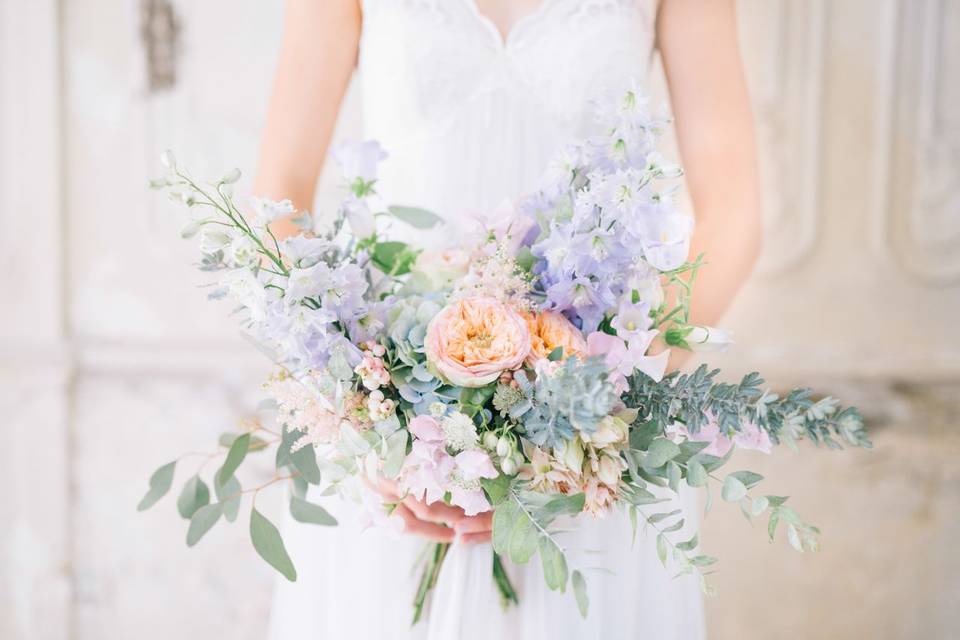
xmin=454 ymin=449 xmax=498 ymax=481
xmin=408 ymin=415 xmax=444 ymax=442
xmin=450 ymin=487 xmax=491 ymax=516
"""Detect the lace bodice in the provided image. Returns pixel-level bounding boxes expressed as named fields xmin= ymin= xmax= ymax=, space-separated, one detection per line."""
xmin=358 ymin=0 xmax=659 ymax=234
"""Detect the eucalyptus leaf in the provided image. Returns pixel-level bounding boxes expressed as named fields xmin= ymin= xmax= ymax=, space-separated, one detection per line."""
xmin=177 ymin=475 xmax=210 ymax=519
xmin=667 ymin=460 xmax=681 ymax=492
xmin=382 ymin=430 xmax=408 ymax=479
xmin=290 ymin=496 xmax=337 ymax=526
xmin=507 ymin=510 xmax=538 ymax=564
xmin=538 ymin=536 xmax=569 ymax=592
xmin=481 ymin=475 xmax=513 ymax=507
xmin=214 ymin=474 xmax=242 ymax=522
xmin=387 ymin=205 xmax=443 ymax=229
xmin=729 ymin=470 xmax=764 ymax=489
xmin=250 ymin=507 xmax=297 ymax=581
xmin=656 ymin=533 xmax=668 ymax=566
xmin=186 ymin=503 xmax=222 ymax=546
xmin=572 ymin=570 xmax=589 ymax=617
xmin=645 ymin=438 xmax=681 ymax=469
xmin=217 ymin=432 xmax=250 ymax=487
xmin=290 ymin=440 xmax=322 ymax=486
xmin=137 ymin=460 xmax=176 ymax=511
xmin=686 ymin=458 xmax=707 ymax=487
xmin=721 ymin=475 xmax=747 ymax=502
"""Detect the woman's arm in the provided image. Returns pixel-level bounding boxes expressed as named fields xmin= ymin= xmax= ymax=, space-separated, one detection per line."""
xmin=657 ymin=0 xmax=763 ymax=365
xmin=254 ymin=0 xmax=361 ymax=240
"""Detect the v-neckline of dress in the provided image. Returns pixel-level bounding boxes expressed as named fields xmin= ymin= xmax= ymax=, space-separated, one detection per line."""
xmin=462 ymin=0 xmax=556 ymax=51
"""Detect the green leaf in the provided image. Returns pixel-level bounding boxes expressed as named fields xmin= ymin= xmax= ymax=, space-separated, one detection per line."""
xmin=677 ymin=534 xmax=699 ymax=552
xmin=137 ymin=460 xmax=176 ymax=511
xmin=387 ymin=205 xmax=443 ymax=229
xmin=371 ymin=241 xmax=418 ymax=275
xmin=535 ymin=493 xmax=585 ymax=524
xmin=186 ymin=503 xmax=222 ymax=546
xmin=648 ymin=509 xmax=681 ymax=525
xmin=507 ymin=509 xmax=538 ymax=564
xmin=217 ymin=433 xmax=250 ymax=488
xmin=290 ymin=442 xmax=322 ymax=486
xmin=750 ymin=496 xmax=770 ymax=517
xmin=289 ymin=496 xmax=337 ymax=526
xmin=645 ymin=438 xmax=682 ymax=469
xmin=729 ymin=470 xmax=764 ymax=489
xmin=686 ymin=458 xmax=707 ymax=487
xmin=177 ymin=475 xmax=210 ymax=519
xmin=547 ymin=346 xmax=564 ymax=362
xmin=338 ymin=423 xmax=372 ymax=457
xmin=214 ymin=474 xmax=242 ymax=522
xmin=656 ymin=533 xmax=668 ymax=566
xmin=481 ymin=475 xmax=513 ymax=507
xmin=538 ymin=536 xmax=569 ymax=592
xmin=767 ymin=511 xmax=781 ymax=542
xmin=667 ymin=460 xmax=681 ymax=492
xmin=250 ymin=507 xmax=297 ymax=581
xmin=492 ymin=499 xmax=521 ymax=555
xmin=690 ymin=555 xmax=718 ymax=567
xmin=382 ymin=430 xmax=408 ymax=479
xmin=662 ymin=518 xmax=685 ymax=534
xmin=571 ymin=570 xmax=589 ymax=617
xmin=721 ymin=475 xmax=747 ymax=502
xmin=629 ymin=420 xmax=662 ymax=451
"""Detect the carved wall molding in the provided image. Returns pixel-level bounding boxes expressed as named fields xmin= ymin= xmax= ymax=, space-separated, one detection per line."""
xmin=871 ymin=0 xmax=960 ymax=285
xmin=741 ymin=0 xmax=826 ymax=277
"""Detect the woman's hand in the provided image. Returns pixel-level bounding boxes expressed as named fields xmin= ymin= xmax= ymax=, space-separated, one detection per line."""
xmin=372 ymin=478 xmax=493 ymax=544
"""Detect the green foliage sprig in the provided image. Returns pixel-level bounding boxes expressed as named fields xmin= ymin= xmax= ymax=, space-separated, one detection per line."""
xmin=623 ymin=365 xmax=872 ymax=450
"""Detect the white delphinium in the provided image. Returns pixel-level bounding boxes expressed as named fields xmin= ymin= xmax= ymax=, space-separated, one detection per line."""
xmin=224 ymin=234 xmax=259 ymax=267
xmin=250 ymin=197 xmax=295 ymax=227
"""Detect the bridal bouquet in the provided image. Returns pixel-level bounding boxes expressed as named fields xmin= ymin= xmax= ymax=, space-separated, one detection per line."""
xmin=141 ymin=87 xmax=870 ymax=620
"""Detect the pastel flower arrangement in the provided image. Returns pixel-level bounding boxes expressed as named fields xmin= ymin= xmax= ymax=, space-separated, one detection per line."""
xmin=140 ymin=86 xmax=871 ymax=621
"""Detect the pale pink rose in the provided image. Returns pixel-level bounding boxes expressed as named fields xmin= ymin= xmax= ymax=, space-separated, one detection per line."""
xmin=425 ymin=296 xmax=531 ymax=387
xmin=523 ymin=310 xmax=588 ymax=365
xmin=412 ymin=248 xmax=471 ymax=289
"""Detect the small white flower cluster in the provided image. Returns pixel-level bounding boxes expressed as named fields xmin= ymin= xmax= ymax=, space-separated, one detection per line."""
xmin=440 ymin=412 xmax=479 ymax=451
xmin=354 ymin=342 xmax=390 ymax=390
xmin=366 ymin=389 xmax=396 ymax=422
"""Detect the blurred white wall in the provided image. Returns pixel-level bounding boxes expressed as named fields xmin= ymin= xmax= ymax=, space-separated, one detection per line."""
xmin=1 ymin=1 xmax=958 ymax=639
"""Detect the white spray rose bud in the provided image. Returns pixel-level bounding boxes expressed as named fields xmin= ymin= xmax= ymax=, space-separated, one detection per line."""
xmin=685 ymin=326 xmax=734 ymax=352
xmin=500 ymin=457 xmax=518 ymax=475
xmin=220 ymin=167 xmax=242 ymax=184
xmin=496 ymin=436 xmax=513 ymax=458
xmin=482 ymin=431 xmax=499 ymax=450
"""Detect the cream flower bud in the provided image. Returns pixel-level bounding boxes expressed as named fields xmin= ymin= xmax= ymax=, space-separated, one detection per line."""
xmin=597 ymin=455 xmax=622 ymax=486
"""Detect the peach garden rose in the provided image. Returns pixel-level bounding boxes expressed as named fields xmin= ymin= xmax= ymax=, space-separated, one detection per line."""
xmin=425 ymin=296 xmax=531 ymax=387
xmin=523 ymin=310 xmax=588 ymax=365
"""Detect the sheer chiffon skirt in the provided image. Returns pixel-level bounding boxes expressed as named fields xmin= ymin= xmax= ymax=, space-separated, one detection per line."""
xmin=268 ymin=486 xmax=705 ymax=640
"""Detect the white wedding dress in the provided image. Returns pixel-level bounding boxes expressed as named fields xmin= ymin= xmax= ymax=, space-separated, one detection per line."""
xmin=269 ymin=1 xmax=706 ymax=638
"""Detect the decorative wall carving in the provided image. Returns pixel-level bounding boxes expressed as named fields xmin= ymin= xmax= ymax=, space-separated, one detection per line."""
xmin=738 ymin=0 xmax=825 ymax=277
xmin=873 ymin=0 xmax=960 ymax=284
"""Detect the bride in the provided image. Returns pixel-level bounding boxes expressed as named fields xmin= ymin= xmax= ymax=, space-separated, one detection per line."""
xmin=256 ymin=1 xmax=761 ymax=638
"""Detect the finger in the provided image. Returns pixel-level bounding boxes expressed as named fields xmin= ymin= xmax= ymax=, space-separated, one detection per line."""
xmin=453 ymin=511 xmax=493 ymax=534
xmin=394 ymin=504 xmax=455 ymax=543
xmin=365 ymin=476 xmax=401 ymax=501
xmin=459 ymin=531 xmax=492 ymax=545
xmin=402 ymin=496 xmax=466 ymax=524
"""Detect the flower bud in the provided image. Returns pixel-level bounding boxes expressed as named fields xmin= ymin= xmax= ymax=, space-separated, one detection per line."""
xmin=496 ymin=435 xmax=512 ymax=458
xmin=482 ymin=431 xmax=499 ymax=450
xmin=500 ymin=457 xmax=518 ymax=475
xmin=220 ymin=167 xmax=242 ymax=184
